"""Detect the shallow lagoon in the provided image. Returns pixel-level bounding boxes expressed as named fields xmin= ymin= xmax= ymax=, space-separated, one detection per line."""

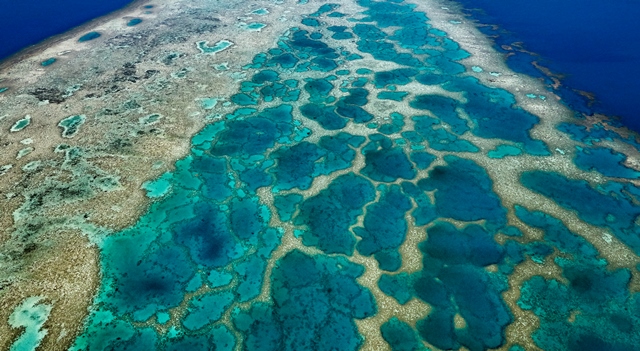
xmin=1 ymin=0 xmax=640 ymax=350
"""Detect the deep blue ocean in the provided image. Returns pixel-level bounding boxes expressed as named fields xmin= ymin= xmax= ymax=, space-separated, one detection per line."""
xmin=455 ymin=0 xmax=640 ymax=131
xmin=0 ymin=0 xmax=134 ymax=60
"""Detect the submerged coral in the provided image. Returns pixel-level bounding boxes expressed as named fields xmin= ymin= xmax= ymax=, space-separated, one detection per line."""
xmin=1 ymin=0 xmax=639 ymax=350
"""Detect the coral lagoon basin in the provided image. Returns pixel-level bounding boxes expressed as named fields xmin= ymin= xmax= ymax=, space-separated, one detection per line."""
xmin=0 ymin=0 xmax=639 ymax=350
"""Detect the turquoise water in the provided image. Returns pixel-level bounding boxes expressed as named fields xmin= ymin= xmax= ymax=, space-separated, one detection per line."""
xmin=60 ymin=0 xmax=640 ymax=350
xmin=10 ymin=116 xmax=31 ymax=132
xmin=58 ymin=115 xmax=86 ymax=138
xmin=77 ymin=31 xmax=101 ymax=42
xmin=40 ymin=57 xmax=56 ymax=66
xmin=126 ymin=18 xmax=143 ymax=26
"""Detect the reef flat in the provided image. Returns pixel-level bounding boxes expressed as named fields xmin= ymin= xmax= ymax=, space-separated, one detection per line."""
xmin=0 ymin=0 xmax=639 ymax=350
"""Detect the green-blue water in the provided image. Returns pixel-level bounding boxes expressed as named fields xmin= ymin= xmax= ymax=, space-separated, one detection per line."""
xmin=56 ymin=1 xmax=640 ymax=350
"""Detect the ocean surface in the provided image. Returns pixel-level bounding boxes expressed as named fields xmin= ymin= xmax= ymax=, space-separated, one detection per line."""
xmin=0 ymin=0 xmax=135 ymax=61
xmin=455 ymin=0 xmax=640 ymax=131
